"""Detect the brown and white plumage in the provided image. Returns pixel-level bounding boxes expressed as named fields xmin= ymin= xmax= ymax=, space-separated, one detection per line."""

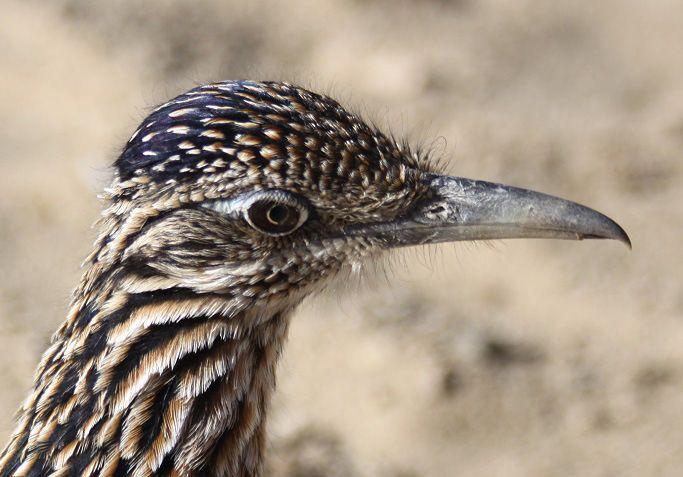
xmin=0 ymin=80 xmax=629 ymax=477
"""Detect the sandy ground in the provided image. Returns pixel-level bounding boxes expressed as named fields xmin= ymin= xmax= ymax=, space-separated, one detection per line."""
xmin=0 ymin=1 xmax=681 ymax=475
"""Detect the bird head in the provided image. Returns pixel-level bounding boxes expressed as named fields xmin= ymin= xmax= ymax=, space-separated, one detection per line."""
xmin=0 ymin=80 xmax=631 ymax=477
xmin=102 ymin=80 xmax=629 ymax=317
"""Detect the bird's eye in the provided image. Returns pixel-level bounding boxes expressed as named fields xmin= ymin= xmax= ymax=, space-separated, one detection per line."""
xmin=203 ymin=190 xmax=309 ymax=236
xmin=243 ymin=192 xmax=309 ymax=236
xmin=246 ymin=201 xmax=300 ymax=235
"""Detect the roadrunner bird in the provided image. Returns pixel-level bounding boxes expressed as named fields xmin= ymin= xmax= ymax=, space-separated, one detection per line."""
xmin=0 ymin=81 xmax=629 ymax=477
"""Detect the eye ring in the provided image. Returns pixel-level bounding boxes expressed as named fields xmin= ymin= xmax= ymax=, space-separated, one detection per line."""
xmin=242 ymin=190 xmax=309 ymax=236
xmin=202 ymin=190 xmax=310 ymax=236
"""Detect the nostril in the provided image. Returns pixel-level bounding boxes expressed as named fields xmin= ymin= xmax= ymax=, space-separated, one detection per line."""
xmin=429 ymin=205 xmax=446 ymax=215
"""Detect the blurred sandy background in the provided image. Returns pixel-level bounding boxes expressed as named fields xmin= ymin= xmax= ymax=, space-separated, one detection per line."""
xmin=0 ymin=1 xmax=681 ymax=475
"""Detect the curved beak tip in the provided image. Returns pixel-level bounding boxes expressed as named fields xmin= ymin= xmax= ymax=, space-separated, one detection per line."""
xmin=588 ymin=220 xmax=632 ymax=250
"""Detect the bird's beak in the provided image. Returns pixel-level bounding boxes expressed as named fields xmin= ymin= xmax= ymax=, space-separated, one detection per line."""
xmin=349 ymin=173 xmax=631 ymax=249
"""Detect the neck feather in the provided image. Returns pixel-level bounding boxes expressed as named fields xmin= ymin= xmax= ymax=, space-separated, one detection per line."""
xmin=0 ymin=277 xmax=292 ymax=477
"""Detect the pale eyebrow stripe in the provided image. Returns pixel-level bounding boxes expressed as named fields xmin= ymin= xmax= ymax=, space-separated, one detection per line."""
xmin=201 ymin=197 xmax=247 ymax=216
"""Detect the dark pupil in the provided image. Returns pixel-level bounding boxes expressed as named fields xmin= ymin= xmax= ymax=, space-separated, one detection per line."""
xmin=249 ymin=201 xmax=300 ymax=233
xmin=267 ymin=204 xmax=289 ymax=224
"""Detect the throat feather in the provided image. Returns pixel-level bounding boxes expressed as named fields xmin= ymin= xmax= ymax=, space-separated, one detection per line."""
xmin=0 ymin=286 xmax=292 ymax=477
